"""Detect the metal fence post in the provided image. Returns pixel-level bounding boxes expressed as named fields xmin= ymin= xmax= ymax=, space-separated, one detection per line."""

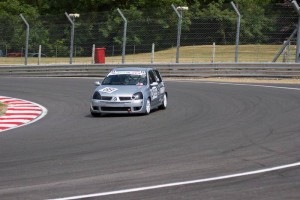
xmin=172 ymin=4 xmax=188 ymax=63
xmin=292 ymin=0 xmax=300 ymax=63
xmin=38 ymin=45 xmax=41 ymax=65
xmin=151 ymin=43 xmax=155 ymax=63
xmin=231 ymin=2 xmax=241 ymax=63
xmin=272 ymin=28 xmax=297 ymax=62
xmin=65 ymin=12 xmax=79 ymax=64
xmin=172 ymin=4 xmax=182 ymax=64
xmin=287 ymin=40 xmax=291 ymax=62
xmin=20 ymin=14 xmax=29 ymax=65
xmin=117 ymin=8 xmax=127 ymax=64
xmin=212 ymin=42 xmax=216 ymax=63
xmin=92 ymin=44 xmax=95 ymax=64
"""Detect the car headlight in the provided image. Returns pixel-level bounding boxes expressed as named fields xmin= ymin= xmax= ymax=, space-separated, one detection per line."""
xmin=132 ymin=92 xmax=143 ymax=100
xmin=92 ymin=91 xmax=101 ymax=100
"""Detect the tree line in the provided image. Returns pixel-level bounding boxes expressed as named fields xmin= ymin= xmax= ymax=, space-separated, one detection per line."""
xmin=0 ymin=0 xmax=298 ymax=56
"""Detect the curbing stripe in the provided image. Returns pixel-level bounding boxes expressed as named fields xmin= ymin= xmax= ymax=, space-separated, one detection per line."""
xmin=0 ymin=96 xmax=47 ymax=133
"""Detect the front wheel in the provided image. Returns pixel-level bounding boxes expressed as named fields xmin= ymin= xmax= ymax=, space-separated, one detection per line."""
xmin=159 ymin=93 xmax=167 ymax=110
xmin=144 ymin=98 xmax=151 ymax=115
xmin=90 ymin=110 xmax=102 ymax=117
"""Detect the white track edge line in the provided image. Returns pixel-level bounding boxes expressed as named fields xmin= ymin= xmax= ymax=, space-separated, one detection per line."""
xmin=49 ymin=162 xmax=300 ymax=200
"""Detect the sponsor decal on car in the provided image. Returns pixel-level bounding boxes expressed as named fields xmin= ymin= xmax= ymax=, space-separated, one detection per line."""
xmin=100 ymin=87 xmax=118 ymax=93
xmin=108 ymin=71 xmax=146 ymax=76
xmin=150 ymin=87 xmax=158 ymax=100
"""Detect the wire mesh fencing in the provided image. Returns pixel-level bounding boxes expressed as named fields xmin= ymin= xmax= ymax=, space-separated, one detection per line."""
xmin=0 ymin=3 xmax=298 ymax=65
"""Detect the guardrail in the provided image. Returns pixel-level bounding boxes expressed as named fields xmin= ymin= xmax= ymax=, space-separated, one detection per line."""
xmin=1 ymin=63 xmax=300 ymax=78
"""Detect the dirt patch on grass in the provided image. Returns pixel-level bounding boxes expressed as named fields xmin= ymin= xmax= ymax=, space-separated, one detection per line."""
xmin=0 ymin=102 xmax=7 ymax=116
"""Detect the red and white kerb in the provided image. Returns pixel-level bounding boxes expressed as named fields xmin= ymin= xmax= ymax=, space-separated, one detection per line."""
xmin=0 ymin=96 xmax=46 ymax=132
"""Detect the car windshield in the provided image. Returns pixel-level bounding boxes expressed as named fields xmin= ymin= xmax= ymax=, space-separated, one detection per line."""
xmin=102 ymin=74 xmax=147 ymax=86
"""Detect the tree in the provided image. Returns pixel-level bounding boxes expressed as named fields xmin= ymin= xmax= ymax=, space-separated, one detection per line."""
xmin=0 ymin=0 xmax=49 ymax=53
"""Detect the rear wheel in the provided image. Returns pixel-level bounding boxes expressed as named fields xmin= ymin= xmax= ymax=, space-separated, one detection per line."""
xmin=159 ymin=93 xmax=167 ymax=110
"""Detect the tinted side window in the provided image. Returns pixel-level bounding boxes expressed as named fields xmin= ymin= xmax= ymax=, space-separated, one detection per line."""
xmin=148 ymin=70 xmax=156 ymax=84
xmin=153 ymin=70 xmax=162 ymax=83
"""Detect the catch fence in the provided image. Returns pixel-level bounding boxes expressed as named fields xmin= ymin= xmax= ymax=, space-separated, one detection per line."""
xmin=0 ymin=3 xmax=298 ymax=65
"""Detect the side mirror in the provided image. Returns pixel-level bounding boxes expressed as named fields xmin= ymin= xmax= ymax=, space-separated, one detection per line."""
xmin=94 ymin=81 xmax=101 ymax=86
xmin=150 ymin=82 xmax=158 ymax=87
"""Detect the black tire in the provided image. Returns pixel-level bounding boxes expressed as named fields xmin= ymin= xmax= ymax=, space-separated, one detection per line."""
xmin=159 ymin=93 xmax=167 ymax=110
xmin=91 ymin=112 xmax=102 ymax=117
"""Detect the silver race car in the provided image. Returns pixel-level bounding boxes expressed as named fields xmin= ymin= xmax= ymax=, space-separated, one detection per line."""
xmin=90 ymin=67 xmax=167 ymax=116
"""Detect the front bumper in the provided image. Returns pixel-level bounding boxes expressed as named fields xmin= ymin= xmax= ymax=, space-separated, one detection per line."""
xmin=90 ymin=99 xmax=145 ymax=114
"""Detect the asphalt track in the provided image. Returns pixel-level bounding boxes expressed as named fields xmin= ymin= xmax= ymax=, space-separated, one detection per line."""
xmin=0 ymin=77 xmax=299 ymax=200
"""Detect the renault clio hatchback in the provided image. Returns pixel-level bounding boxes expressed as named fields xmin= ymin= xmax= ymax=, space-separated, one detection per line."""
xmin=90 ymin=68 xmax=167 ymax=116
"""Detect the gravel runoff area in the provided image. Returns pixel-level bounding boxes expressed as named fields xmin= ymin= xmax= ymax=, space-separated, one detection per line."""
xmin=166 ymin=77 xmax=300 ymax=84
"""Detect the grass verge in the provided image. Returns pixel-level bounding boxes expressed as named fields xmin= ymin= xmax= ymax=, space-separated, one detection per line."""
xmin=0 ymin=44 xmax=295 ymax=65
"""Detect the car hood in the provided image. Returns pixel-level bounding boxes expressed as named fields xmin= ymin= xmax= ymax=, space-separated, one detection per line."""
xmin=95 ymin=85 xmax=146 ymax=96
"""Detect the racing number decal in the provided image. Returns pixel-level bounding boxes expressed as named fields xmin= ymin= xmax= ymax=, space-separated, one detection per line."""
xmin=150 ymin=87 xmax=158 ymax=100
xmin=100 ymin=87 xmax=118 ymax=93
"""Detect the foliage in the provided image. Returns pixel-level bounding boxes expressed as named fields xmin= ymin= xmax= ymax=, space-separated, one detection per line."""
xmin=0 ymin=0 xmax=48 ymax=51
xmin=0 ymin=0 xmax=298 ymax=56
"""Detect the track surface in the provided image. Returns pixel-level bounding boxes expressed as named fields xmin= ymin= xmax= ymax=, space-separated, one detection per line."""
xmin=0 ymin=77 xmax=299 ymax=200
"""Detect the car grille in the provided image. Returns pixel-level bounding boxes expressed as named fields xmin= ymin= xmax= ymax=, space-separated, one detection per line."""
xmin=101 ymin=107 xmax=130 ymax=111
xmin=119 ymin=97 xmax=132 ymax=101
xmin=101 ymin=96 xmax=112 ymax=101
xmin=100 ymin=96 xmax=132 ymax=101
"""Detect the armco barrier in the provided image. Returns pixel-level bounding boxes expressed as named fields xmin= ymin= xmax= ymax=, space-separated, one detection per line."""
xmin=0 ymin=63 xmax=300 ymax=78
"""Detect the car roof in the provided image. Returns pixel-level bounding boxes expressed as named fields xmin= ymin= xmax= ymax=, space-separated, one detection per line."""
xmin=112 ymin=67 xmax=153 ymax=72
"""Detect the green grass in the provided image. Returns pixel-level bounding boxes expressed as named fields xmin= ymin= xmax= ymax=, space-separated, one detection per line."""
xmin=0 ymin=44 xmax=295 ymax=65
xmin=0 ymin=102 xmax=7 ymax=116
